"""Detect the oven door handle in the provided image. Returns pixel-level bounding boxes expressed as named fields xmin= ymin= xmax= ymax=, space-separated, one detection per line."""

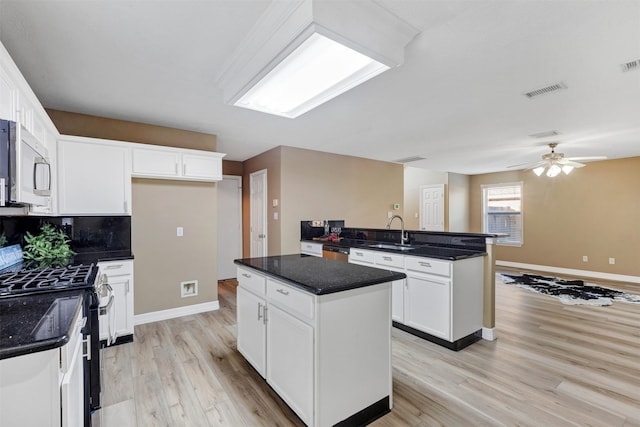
xmin=99 ymin=293 xmax=114 ymax=316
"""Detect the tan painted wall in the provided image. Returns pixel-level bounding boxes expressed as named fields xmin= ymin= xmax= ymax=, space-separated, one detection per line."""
xmin=469 ymin=157 xmax=640 ymax=277
xmin=131 ymin=179 xmax=217 ymax=314
xmin=46 ymin=111 xmax=220 ymax=314
xmin=46 ymin=109 xmax=216 ymax=151
xmin=242 ymin=147 xmax=282 ymax=257
xmin=223 ymin=160 xmax=243 ymax=176
xmin=448 ymin=172 xmax=470 ymax=232
xmin=242 ymin=146 xmax=404 ymax=256
xmin=280 ymin=146 xmax=404 ymax=254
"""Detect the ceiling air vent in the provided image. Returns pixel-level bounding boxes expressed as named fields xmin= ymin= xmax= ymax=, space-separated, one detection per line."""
xmin=529 ymin=130 xmax=561 ymax=138
xmin=523 ymin=82 xmax=567 ymax=99
xmin=621 ymin=59 xmax=640 ymax=72
xmin=394 ymin=156 xmax=426 ymax=164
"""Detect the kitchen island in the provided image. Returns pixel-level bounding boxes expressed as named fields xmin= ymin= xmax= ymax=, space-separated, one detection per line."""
xmin=234 ymin=254 xmax=406 ymax=427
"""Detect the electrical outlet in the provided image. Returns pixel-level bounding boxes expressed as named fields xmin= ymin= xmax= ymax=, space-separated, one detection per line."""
xmin=582 ymin=256 xmax=588 ymax=262
xmin=609 ymin=257 xmax=615 ymax=265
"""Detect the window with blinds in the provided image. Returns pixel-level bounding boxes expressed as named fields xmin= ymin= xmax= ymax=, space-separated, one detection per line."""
xmin=482 ymin=182 xmax=523 ymax=245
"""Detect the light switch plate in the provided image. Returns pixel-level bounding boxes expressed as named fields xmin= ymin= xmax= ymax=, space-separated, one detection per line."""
xmin=177 ymin=226 xmax=184 ymax=237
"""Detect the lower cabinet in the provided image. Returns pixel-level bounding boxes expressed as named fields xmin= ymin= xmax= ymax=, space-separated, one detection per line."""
xmin=236 ymin=266 xmax=391 ymax=427
xmin=98 ymin=260 xmax=134 ymax=345
xmin=236 ymin=286 xmax=267 ymax=377
xmin=266 ymin=304 xmax=314 ymax=423
xmin=404 ymin=273 xmax=451 ymax=339
xmin=300 ymin=241 xmax=323 ymax=257
xmin=0 ymin=311 xmax=85 ymax=427
xmin=349 ymin=248 xmax=484 ymax=347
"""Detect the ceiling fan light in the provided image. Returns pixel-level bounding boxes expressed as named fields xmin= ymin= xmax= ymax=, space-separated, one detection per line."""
xmin=533 ymin=166 xmax=545 ymax=176
xmin=546 ymin=164 xmax=562 ymax=177
xmin=562 ymin=165 xmax=574 ymax=175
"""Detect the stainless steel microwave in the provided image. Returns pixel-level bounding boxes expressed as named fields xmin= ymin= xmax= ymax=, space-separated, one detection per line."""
xmin=0 ymin=119 xmax=51 ymax=207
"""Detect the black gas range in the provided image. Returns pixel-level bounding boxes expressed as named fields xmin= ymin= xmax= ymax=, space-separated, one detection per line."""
xmin=0 ymin=263 xmax=101 ymax=427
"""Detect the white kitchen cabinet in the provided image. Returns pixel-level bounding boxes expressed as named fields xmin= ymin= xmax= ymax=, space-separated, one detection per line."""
xmin=404 ymin=272 xmax=451 ymax=339
xmin=236 ymin=286 xmax=267 ymax=377
xmin=131 ymin=145 xmax=224 ymax=182
xmin=98 ymin=260 xmax=134 ymax=344
xmin=236 ymin=265 xmax=391 ymax=427
xmin=300 ymin=241 xmax=323 ymax=257
xmin=57 ymin=138 xmax=131 ymax=215
xmin=0 ymin=309 xmax=85 ymax=427
xmin=349 ymin=246 xmax=484 ymax=346
xmin=0 ymin=70 xmax=17 ymax=122
xmin=404 ymin=255 xmax=483 ymax=343
xmin=266 ymin=303 xmax=314 ymax=424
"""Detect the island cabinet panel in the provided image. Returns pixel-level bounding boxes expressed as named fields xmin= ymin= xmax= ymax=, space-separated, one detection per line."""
xmin=266 ymin=304 xmax=314 ymax=425
xmin=236 ymin=286 xmax=267 ymax=377
xmin=236 ymin=264 xmax=392 ymax=427
xmin=98 ymin=260 xmax=134 ymax=345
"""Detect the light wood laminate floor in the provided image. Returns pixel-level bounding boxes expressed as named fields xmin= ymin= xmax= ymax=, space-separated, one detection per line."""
xmin=94 ymin=274 xmax=640 ymax=426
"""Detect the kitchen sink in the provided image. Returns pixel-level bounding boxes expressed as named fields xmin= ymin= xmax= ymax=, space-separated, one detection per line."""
xmin=367 ymin=243 xmax=416 ymax=251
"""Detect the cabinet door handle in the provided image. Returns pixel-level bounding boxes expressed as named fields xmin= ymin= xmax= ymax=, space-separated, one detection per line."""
xmin=183 ymin=164 xmax=187 ymax=176
xmin=419 ymin=262 xmax=432 ymax=268
xmin=356 ymin=252 xmax=363 ymax=256
xmin=276 ymin=288 xmax=289 ymax=296
xmin=1 ymin=178 xmax=5 ymax=206
xmin=105 ymin=264 xmax=123 ymax=270
xmin=257 ymin=302 xmax=263 ymax=321
xmin=125 ymin=279 xmax=130 ymax=293
xmin=123 ymin=200 xmax=128 ymax=213
xmin=242 ymin=273 xmax=251 ymax=278
xmin=383 ymin=256 xmax=392 ymax=261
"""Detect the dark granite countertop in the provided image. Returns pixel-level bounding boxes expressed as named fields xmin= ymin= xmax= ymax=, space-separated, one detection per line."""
xmin=71 ymin=250 xmax=134 ymax=265
xmin=234 ymin=254 xmax=406 ymax=295
xmin=302 ymin=239 xmax=486 ymax=260
xmin=0 ymin=289 xmax=84 ymax=360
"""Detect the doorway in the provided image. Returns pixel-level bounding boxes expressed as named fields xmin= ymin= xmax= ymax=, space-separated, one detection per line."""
xmin=217 ymin=176 xmax=242 ymax=280
xmin=250 ymin=169 xmax=267 ymax=257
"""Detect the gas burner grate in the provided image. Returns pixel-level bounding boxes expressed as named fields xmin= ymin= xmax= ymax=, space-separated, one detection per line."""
xmin=0 ymin=264 xmax=98 ymax=296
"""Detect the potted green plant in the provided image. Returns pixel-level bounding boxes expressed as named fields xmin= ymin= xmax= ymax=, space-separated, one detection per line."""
xmin=23 ymin=223 xmax=76 ymax=268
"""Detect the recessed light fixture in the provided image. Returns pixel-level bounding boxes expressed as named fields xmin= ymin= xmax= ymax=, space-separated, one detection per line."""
xmin=217 ymin=0 xmax=420 ymax=118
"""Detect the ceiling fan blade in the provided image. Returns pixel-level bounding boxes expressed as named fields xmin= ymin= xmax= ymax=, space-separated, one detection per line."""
xmin=507 ymin=160 xmax=546 ymax=169
xmin=559 ymin=159 xmax=586 ymax=168
xmin=564 ymin=156 xmax=607 ymax=162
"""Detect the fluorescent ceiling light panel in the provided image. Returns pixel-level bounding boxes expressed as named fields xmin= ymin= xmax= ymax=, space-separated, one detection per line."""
xmin=235 ymin=33 xmax=390 ymax=118
xmin=217 ymin=0 xmax=419 ymax=119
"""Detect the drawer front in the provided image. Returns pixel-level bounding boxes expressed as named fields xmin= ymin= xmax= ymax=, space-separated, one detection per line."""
xmin=405 ymin=256 xmax=451 ymax=277
xmin=374 ymin=252 xmax=405 ymax=269
xmin=300 ymin=241 xmax=323 ymax=257
xmin=267 ymin=279 xmax=314 ymax=321
xmin=348 ymin=249 xmax=375 ymax=264
xmin=237 ymin=267 xmax=266 ymax=295
xmin=98 ymin=260 xmax=133 ymax=277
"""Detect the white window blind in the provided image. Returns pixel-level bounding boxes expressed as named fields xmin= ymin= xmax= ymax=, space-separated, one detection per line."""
xmin=482 ymin=183 xmax=523 ymax=245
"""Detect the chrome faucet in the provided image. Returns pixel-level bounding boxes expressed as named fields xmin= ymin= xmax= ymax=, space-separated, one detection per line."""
xmin=386 ymin=215 xmax=409 ymax=245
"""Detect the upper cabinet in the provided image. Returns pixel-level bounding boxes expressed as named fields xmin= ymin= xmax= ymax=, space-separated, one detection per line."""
xmin=0 ymin=71 xmax=18 ymax=122
xmin=57 ymin=138 xmax=132 ymax=215
xmin=131 ymin=145 xmax=224 ymax=182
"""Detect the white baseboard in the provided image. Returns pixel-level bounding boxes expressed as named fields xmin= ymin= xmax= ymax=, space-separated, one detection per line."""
xmin=134 ymin=301 xmax=220 ymax=325
xmin=496 ymin=261 xmax=640 ymax=284
xmin=482 ymin=327 xmax=496 ymax=341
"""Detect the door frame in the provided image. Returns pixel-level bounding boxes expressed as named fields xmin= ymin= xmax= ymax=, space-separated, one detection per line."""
xmin=250 ymin=169 xmax=268 ymax=257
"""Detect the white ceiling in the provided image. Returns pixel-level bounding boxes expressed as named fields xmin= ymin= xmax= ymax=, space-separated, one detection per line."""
xmin=1 ymin=0 xmax=639 ymax=175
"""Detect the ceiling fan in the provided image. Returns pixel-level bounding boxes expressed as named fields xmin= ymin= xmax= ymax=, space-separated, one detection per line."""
xmin=509 ymin=143 xmax=607 ymax=177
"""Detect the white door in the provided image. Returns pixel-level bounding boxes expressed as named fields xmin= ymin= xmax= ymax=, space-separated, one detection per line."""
xmin=420 ymin=184 xmax=445 ymax=231
xmin=217 ymin=176 xmax=243 ymax=279
xmin=250 ymin=169 xmax=267 ymax=257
